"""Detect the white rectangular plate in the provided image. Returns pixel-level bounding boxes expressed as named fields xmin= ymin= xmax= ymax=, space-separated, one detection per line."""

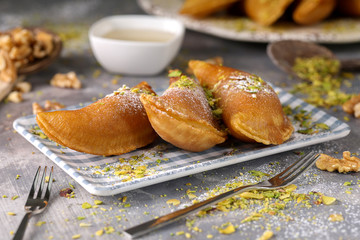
xmin=13 ymin=86 xmax=350 ymax=196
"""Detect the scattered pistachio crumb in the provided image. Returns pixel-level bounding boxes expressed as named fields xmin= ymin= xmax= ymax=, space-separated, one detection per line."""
xmin=322 ymin=195 xmax=336 ymax=205
xmin=258 ymin=230 xmax=274 ymax=240
xmin=218 ymin=222 xmax=236 ymax=235
xmin=329 ymin=214 xmax=344 ymax=222
xmin=104 ymin=226 xmax=115 ymax=234
xmin=81 ymin=202 xmax=92 ymax=209
xmin=11 ymin=195 xmax=19 ymax=200
xmin=72 ymin=234 xmax=81 ymax=239
xmin=175 ymin=231 xmax=185 ymax=236
xmin=95 ymin=229 xmax=104 ymax=236
xmin=35 ymin=221 xmax=46 ymax=226
xmin=166 ymin=199 xmax=181 ymax=206
xmin=79 ymin=223 xmax=92 ymax=227
xmin=343 ymin=181 xmax=352 ymax=186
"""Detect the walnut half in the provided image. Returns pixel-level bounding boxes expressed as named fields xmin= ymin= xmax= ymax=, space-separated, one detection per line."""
xmin=316 ymin=151 xmax=360 ymax=173
xmin=0 ymin=49 xmax=17 ymax=83
xmin=50 ymin=71 xmax=81 ymax=89
xmin=32 ymin=100 xmax=65 ymax=115
xmin=342 ymin=94 xmax=360 ymax=118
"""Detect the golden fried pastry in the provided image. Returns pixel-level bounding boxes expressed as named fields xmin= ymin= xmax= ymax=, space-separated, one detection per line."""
xmin=292 ymin=0 xmax=336 ymax=25
xmin=189 ymin=60 xmax=294 ymax=145
xmin=140 ymin=73 xmax=227 ymax=152
xmin=179 ymin=0 xmax=238 ymax=18
xmin=36 ymin=82 xmax=157 ymax=156
xmin=244 ymin=0 xmax=294 ymax=26
xmin=338 ymin=0 xmax=360 ymax=17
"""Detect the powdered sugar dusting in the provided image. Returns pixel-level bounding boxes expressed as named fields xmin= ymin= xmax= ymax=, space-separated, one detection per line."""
xmin=104 ymin=85 xmax=147 ymax=117
xmin=220 ymin=73 xmax=275 ymax=99
xmin=162 ymin=79 xmax=218 ymax=126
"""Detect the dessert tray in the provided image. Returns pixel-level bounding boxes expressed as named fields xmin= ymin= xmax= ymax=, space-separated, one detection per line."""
xmin=13 ymin=86 xmax=350 ymax=196
xmin=138 ymin=0 xmax=360 ymax=43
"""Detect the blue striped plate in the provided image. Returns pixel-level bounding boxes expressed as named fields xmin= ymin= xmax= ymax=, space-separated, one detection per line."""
xmin=13 ymin=86 xmax=350 ymax=196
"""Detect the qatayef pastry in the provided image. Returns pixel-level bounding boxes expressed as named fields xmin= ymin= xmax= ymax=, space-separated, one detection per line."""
xmin=189 ymin=60 xmax=294 ymax=145
xmin=292 ymin=0 xmax=336 ymax=25
xmin=36 ymin=82 xmax=157 ymax=156
xmin=244 ymin=0 xmax=294 ymax=26
xmin=140 ymin=72 xmax=227 ymax=152
xmin=179 ymin=0 xmax=238 ymax=18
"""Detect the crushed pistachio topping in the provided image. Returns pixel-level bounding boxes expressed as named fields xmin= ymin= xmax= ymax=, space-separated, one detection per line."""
xmin=81 ymin=202 xmax=92 ymax=209
xmin=110 ymin=84 xmax=153 ymax=97
xmin=45 ymin=176 xmax=55 ymax=183
xmin=79 ymin=147 xmax=170 ymax=182
xmin=291 ymin=56 xmax=353 ymax=107
xmin=11 ymin=195 xmax=19 ymax=200
xmin=30 ymin=126 xmax=48 ymax=139
xmin=293 ymin=57 xmax=340 ymax=81
xmin=168 ymin=69 xmax=183 ymax=77
xmin=321 ymin=195 xmax=336 ymax=205
xmin=71 ymin=234 xmax=81 ymax=239
xmin=35 ymin=221 xmax=46 ymax=226
xmin=283 ymin=105 xmax=329 ymax=135
xmin=95 ymin=229 xmax=104 ymax=236
xmin=218 ymin=222 xmax=236 ymax=234
xmin=203 ymin=86 xmax=222 ymax=119
xmin=79 ymin=223 xmax=92 ymax=227
xmin=166 ymin=199 xmax=181 ymax=206
xmin=258 ymin=230 xmax=274 ymax=240
xmin=171 ymin=75 xmax=196 ymax=89
xmin=193 ymin=174 xmax=337 ymax=232
xmin=329 ymin=213 xmax=344 ymax=222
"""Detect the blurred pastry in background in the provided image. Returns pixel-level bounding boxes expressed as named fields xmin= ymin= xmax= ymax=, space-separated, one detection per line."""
xmin=189 ymin=60 xmax=294 ymax=145
xmin=292 ymin=0 xmax=336 ymax=25
xmin=178 ymin=0 xmax=358 ymax=26
xmin=337 ymin=0 xmax=360 ymax=17
xmin=179 ymin=0 xmax=238 ymax=18
xmin=244 ymin=0 xmax=294 ymax=26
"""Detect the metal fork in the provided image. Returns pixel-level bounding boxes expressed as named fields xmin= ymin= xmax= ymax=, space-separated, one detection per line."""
xmin=13 ymin=166 xmax=54 ymax=240
xmin=123 ymin=152 xmax=320 ymax=239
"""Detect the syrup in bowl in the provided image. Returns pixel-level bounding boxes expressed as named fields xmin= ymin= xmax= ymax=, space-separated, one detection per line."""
xmin=102 ymin=29 xmax=175 ymax=42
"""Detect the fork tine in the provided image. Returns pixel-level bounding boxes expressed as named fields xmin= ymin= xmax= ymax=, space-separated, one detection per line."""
xmin=27 ymin=166 xmax=41 ymax=200
xmin=276 ymin=152 xmax=315 ymax=179
xmin=44 ymin=166 xmax=54 ymax=201
xmin=281 ymin=153 xmax=320 ymax=184
xmin=35 ymin=166 xmax=47 ymax=199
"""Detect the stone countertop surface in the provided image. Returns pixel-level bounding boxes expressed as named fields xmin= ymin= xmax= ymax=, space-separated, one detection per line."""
xmin=0 ymin=0 xmax=359 ymax=239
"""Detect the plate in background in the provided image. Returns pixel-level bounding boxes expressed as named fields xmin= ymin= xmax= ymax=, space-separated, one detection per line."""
xmin=138 ymin=0 xmax=360 ymax=43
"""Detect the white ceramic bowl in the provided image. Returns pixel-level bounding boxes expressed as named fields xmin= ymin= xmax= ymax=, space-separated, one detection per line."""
xmin=89 ymin=15 xmax=185 ymax=76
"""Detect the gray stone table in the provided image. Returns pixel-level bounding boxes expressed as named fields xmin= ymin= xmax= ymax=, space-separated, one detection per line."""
xmin=1 ymin=1 xmax=359 ymax=239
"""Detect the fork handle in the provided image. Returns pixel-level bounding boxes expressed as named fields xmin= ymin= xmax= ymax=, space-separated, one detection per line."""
xmin=123 ymin=183 xmax=265 ymax=239
xmin=13 ymin=212 xmax=32 ymax=240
